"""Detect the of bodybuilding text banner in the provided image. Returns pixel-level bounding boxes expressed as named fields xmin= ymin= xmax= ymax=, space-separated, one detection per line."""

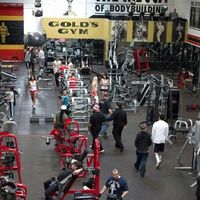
xmin=91 ymin=0 xmax=168 ymax=16
xmin=41 ymin=18 xmax=111 ymax=41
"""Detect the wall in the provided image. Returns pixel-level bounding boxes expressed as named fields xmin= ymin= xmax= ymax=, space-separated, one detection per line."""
xmin=22 ymin=0 xmax=176 ymax=34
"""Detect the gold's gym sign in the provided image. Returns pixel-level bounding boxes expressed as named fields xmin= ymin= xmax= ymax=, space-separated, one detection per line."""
xmin=48 ymin=21 xmax=99 ymax=34
xmin=42 ymin=18 xmax=109 ymax=39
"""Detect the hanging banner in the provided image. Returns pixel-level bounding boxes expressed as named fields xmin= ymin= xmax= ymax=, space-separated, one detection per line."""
xmin=0 ymin=3 xmax=24 ymax=61
xmin=0 ymin=20 xmax=24 ymax=45
xmin=172 ymin=21 xmax=186 ymax=43
xmin=132 ymin=21 xmax=148 ymax=42
xmin=153 ymin=21 xmax=167 ymax=43
xmin=42 ymin=18 xmax=111 ymax=41
xmin=92 ymin=0 xmax=168 ymax=16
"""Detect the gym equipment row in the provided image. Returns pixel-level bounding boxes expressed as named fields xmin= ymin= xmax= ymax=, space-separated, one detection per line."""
xmin=0 ymin=121 xmax=27 ymax=199
xmin=42 ymin=119 xmax=101 ymax=200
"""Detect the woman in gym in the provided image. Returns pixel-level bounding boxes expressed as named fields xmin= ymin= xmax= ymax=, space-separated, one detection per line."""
xmin=99 ymin=73 xmax=110 ymax=95
xmin=29 ymin=75 xmax=39 ymax=109
xmin=91 ymin=76 xmax=99 ymax=103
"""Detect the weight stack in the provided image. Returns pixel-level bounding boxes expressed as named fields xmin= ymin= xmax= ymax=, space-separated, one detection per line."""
xmin=167 ymin=88 xmax=180 ymax=120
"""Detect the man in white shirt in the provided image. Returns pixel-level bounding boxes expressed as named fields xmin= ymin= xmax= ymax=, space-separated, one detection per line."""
xmin=38 ymin=47 xmax=45 ymax=68
xmin=53 ymin=57 xmax=61 ymax=87
xmin=5 ymin=87 xmax=16 ymax=120
xmin=151 ymin=114 xmax=172 ymax=168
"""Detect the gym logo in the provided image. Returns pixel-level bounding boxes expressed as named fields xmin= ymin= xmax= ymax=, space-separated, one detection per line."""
xmin=0 ymin=22 xmax=10 ymax=43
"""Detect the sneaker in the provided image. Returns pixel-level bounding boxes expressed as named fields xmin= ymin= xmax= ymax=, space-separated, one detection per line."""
xmin=140 ymin=173 xmax=145 ymax=178
xmin=134 ymin=164 xmax=139 ymax=171
xmin=120 ymin=147 xmax=124 ymax=152
xmin=100 ymin=149 xmax=104 ymax=153
xmin=33 ymin=105 xmax=36 ymax=109
xmin=156 ymin=161 xmax=161 ymax=169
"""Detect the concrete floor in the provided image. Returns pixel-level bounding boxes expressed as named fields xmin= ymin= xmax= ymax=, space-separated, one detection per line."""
xmin=7 ymin=63 xmax=200 ymax=200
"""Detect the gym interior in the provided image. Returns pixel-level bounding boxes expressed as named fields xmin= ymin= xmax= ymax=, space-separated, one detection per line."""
xmin=0 ymin=0 xmax=200 ymax=200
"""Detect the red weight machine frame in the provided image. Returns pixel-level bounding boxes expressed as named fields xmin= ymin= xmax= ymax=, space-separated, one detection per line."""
xmin=49 ymin=120 xmax=80 ymax=153
xmin=134 ymin=48 xmax=150 ymax=75
xmin=0 ymin=132 xmax=22 ymax=183
xmin=59 ymin=134 xmax=88 ymax=171
xmin=51 ymin=139 xmax=100 ymax=200
xmin=0 ymin=132 xmax=27 ymax=199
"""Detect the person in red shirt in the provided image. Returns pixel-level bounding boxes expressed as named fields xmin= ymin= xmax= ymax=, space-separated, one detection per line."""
xmin=68 ymin=72 xmax=78 ymax=88
xmin=59 ymin=60 xmax=68 ymax=72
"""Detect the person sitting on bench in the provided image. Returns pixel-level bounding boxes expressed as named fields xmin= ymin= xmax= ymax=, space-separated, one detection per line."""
xmin=44 ymin=159 xmax=84 ymax=200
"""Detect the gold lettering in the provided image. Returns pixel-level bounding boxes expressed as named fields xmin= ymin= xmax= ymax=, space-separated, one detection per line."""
xmin=60 ymin=22 xmax=72 ymax=27
xmin=48 ymin=21 xmax=59 ymax=27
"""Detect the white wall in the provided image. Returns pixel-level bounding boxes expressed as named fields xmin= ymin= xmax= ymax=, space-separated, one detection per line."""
xmin=1 ymin=0 xmax=199 ymax=38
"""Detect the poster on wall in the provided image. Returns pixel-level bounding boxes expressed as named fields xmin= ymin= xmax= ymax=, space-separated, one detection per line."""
xmin=111 ymin=20 xmax=127 ymax=42
xmin=153 ymin=21 xmax=167 ymax=43
xmin=190 ymin=1 xmax=200 ymax=30
xmin=132 ymin=21 xmax=148 ymax=42
xmin=0 ymin=21 xmax=24 ymax=44
xmin=172 ymin=21 xmax=186 ymax=43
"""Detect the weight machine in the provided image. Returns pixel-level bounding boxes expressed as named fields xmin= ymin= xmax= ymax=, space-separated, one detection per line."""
xmin=69 ymin=88 xmax=89 ymax=97
xmin=0 ymin=130 xmax=27 ymax=199
xmin=59 ymin=139 xmax=100 ymax=200
xmin=112 ymin=84 xmax=138 ymax=112
xmin=175 ymin=121 xmax=200 ymax=188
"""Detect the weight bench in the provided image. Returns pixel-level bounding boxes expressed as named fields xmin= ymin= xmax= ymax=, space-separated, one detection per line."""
xmin=174 ymin=118 xmax=193 ymax=129
xmin=30 ymin=114 xmax=54 ymax=122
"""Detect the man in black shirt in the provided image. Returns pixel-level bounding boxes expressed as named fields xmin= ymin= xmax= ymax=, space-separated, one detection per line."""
xmin=134 ymin=122 xmax=152 ymax=177
xmin=99 ymin=93 xmax=112 ymax=137
xmin=88 ymin=104 xmax=105 ymax=152
xmin=110 ymin=102 xmax=127 ymax=152
xmin=44 ymin=159 xmax=83 ymax=200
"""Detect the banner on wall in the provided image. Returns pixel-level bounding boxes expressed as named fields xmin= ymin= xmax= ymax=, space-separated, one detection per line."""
xmin=92 ymin=0 xmax=168 ymax=16
xmin=0 ymin=3 xmax=24 ymax=61
xmin=132 ymin=21 xmax=148 ymax=42
xmin=153 ymin=21 xmax=167 ymax=43
xmin=190 ymin=1 xmax=200 ymax=30
xmin=0 ymin=20 xmax=24 ymax=45
xmin=172 ymin=21 xmax=186 ymax=43
xmin=41 ymin=18 xmax=110 ymax=41
xmin=110 ymin=20 xmax=127 ymax=42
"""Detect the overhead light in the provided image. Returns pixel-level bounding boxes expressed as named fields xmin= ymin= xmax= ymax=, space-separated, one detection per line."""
xmin=32 ymin=9 xmax=43 ymax=17
xmin=160 ymin=5 xmax=168 ymax=17
xmin=128 ymin=11 xmax=134 ymax=20
xmin=34 ymin=0 xmax=41 ymax=8
xmin=140 ymin=12 xmax=145 ymax=21
xmin=149 ymin=12 xmax=154 ymax=21
xmin=105 ymin=10 xmax=110 ymax=19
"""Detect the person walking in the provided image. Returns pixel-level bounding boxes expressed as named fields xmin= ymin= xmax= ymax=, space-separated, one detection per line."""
xmin=88 ymin=104 xmax=105 ymax=152
xmin=134 ymin=122 xmax=152 ymax=177
xmin=110 ymin=102 xmax=127 ymax=152
xmin=38 ymin=47 xmax=45 ymax=69
xmin=99 ymin=92 xmax=112 ymax=137
xmin=53 ymin=57 xmax=61 ymax=87
xmin=29 ymin=75 xmax=39 ymax=109
xmin=24 ymin=47 xmax=31 ymax=76
xmin=151 ymin=114 xmax=172 ymax=168
xmin=5 ymin=87 xmax=17 ymax=120
xmin=29 ymin=47 xmax=36 ymax=75
xmin=99 ymin=168 xmax=128 ymax=200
